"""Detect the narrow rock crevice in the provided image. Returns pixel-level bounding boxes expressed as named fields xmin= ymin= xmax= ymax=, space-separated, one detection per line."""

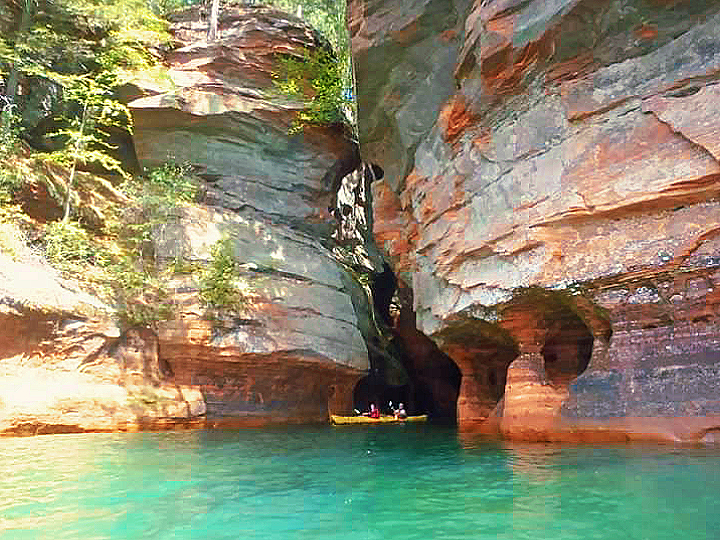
xmin=330 ymin=162 xmax=463 ymax=420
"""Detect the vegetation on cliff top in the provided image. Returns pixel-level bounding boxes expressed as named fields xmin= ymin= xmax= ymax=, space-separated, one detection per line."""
xmin=0 ymin=0 xmax=351 ymax=326
xmin=272 ymin=47 xmax=347 ymax=132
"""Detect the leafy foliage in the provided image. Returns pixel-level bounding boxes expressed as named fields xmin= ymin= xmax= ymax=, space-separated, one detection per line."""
xmin=146 ymin=161 xmax=198 ymax=203
xmin=273 ymin=48 xmax=345 ymax=131
xmin=199 ymin=236 xmax=246 ymax=311
xmin=265 ymin=0 xmax=355 ymax=130
xmin=37 ymin=159 xmax=200 ymax=328
xmin=0 ymin=177 xmax=22 ymax=206
xmin=0 ymin=101 xmax=21 ymax=159
xmin=0 ymin=101 xmax=23 ymax=207
xmin=120 ymin=161 xmax=199 ymax=228
xmin=9 ymin=0 xmax=170 ymax=73
xmin=102 ymin=161 xmax=200 ymax=326
xmin=264 ymin=0 xmax=348 ymax=56
xmin=42 ymin=220 xmax=98 ymax=270
xmin=148 ymin=0 xmax=195 ymax=17
xmin=0 ymin=0 xmax=172 ymax=221
xmin=105 ymin=254 xmax=173 ymax=328
xmin=41 ymin=77 xmax=135 ymax=220
xmin=1 ymin=3 xmax=184 ymax=246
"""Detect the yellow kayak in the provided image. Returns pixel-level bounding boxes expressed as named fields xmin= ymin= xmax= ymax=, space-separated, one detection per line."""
xmin=330 ymin=414 xmax=428 ymax=425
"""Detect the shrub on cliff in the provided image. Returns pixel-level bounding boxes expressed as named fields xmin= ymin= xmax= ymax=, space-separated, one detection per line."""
xmin=199 ymin=236 xmax=247 ymax=312
xmin=106 ymin=161 xmax=200 ymax=327
xmin=273 ymin=47 xmax=346 ymax=131
xmin=42 ymin=220 xmax=98 ymax=270
xmin=105 ymin=254 xmax=173 ymax=328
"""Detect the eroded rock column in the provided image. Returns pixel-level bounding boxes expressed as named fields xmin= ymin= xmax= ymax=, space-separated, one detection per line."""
xmin=498 ymin=306 xmax=567 ymax=440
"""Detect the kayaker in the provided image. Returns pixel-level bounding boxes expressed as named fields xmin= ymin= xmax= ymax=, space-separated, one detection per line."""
xmin=364 ymin=403 xmax=381 ymax=418
xmin=394 ymin=403 xmax=407 ymax=419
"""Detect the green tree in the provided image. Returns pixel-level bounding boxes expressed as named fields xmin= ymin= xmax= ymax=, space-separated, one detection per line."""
xmin=265 ymin=0 xmax=355 ymax=130
xmin=273 ymin=47 xmax=345 ymax=131
xmin=46 ymin=77 xmax=132 ymax=222
xmin=0 ymin=0 xmax=168 ymax=217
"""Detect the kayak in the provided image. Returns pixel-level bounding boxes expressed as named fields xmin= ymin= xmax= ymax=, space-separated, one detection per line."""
xmin=330 ymin=414 xmax=428 ymax=425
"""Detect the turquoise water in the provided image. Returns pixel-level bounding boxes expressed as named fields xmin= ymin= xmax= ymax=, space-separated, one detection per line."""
xmin=1 ymin=426 xmax=718 ymax=540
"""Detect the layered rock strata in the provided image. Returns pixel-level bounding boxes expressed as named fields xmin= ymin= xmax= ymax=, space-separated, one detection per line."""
xmin=352 ymin=0 xmax=720 ymax=442
xmin=0 ymin=245 xmax=206 ymax=435
xmin=126 ymin=4 xmax=370 ymax=425
xmin=0 ymin=4 xmax=372 ymax=433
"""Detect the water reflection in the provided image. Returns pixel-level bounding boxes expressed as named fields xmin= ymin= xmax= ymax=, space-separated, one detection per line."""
xmin=504 ymin=443 xmax=562 ymax=483
xmin=504 ymin=444 xmax=563 ymax=537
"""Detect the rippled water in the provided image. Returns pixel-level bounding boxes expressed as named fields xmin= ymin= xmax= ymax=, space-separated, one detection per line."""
xmin=1 ymin=426 xmax=718 ymax=539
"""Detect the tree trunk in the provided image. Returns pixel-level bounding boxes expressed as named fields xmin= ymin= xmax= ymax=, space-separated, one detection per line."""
xmin=62 ymin=99 xmax=89 ymax=223
xmin=207 ymin=0 xmax=220 ymax=41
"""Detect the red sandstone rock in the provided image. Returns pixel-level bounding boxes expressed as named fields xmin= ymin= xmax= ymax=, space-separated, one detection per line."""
xmin=0 ymin=6 xmax=371 ymax=435
xmin=352 ymin=0 xmax=720 ymax=442
xmin=500 ymin=353 xmax=568 ymax=441
xmin=371 ymin=181 xmax=418 ymax=279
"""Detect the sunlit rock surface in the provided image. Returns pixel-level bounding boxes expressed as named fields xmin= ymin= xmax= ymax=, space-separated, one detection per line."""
xmin=0 ymin=246 xmax=206 ymax=435
xmin=127 ymin=4 xmax=369 ymax=424
xmin=127 ymin=3 xmax=371 ymax=425
xmin=352 ymin=0 xmax=720 ymax=442
xmin=151 ymin=205 xmax=369 ymax=423
xmin=0 ymin=4 xmax=369 ymax=433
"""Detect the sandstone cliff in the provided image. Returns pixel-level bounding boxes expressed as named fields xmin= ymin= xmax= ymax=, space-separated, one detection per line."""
xmin=352 ymin=0 xmax=720 ymax=443
xmin=0 ymin=4 xmax=375 ymax=434
xmin=127 ymin=4 xmax=372 ymax=425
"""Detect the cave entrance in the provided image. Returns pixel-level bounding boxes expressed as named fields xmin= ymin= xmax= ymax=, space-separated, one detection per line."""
xmin=331 ymin=160 xmax=461 ymax=421
xmin=484 ymin=345 xmax=519 ymax=404
xmin=351 ymin=343 xmax=461 ymax=422
xmin=448 ymin=338 xmax=518 ymax=422
xmin=351 ymin=270 xmax=462 ymax=422
xmin=540 ymin=310 xmax=593 ymax=388
xmin=385 ymin=283 xmax=462 ymax=423
xmin=353 ymin=375 xmax=410 ymax=416
xmin=499 ymin=290 xmax=596 ymax=393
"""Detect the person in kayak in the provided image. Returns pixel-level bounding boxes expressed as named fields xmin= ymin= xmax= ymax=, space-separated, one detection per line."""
xmin=394 ymin=403 xmax=407 ymax=419
xmin=363 ymin=403 xmax=381 ymax=418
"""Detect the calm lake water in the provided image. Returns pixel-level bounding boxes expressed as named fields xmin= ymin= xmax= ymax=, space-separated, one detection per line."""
xmin=1 ymin=425 xmax=718 ymax=540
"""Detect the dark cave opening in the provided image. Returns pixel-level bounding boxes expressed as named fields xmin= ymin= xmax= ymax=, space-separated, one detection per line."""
xmin=331 ymin=159 xmax=460 ymax=421
xmin=349 ymin=260 xmax=461 ymax=422
xmin=353 ymin=375 xmax=410 ymax=416
xmin=359 ymin=269 xmax=461 ymax=421
xmin=372 ymin=263 xmax=397 ymax=326
xmin=352 ymin=346 xmax=461 ymax=422
xmin=486 ymin=352 xmax=514 ymax=403
xmin=540 ymin=311 xmax=594 ymax=387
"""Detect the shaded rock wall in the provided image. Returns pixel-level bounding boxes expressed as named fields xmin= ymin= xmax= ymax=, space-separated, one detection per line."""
xmin=352 ymin=0 xmax=720 ymax=442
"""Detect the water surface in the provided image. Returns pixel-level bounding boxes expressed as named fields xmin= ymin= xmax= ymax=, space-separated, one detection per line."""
xmin=1 ymin=426 xmax=718 ymax=539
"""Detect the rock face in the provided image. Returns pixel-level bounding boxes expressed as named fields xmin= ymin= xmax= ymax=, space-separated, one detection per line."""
xmin=0 ymin=245 xmax=206 ymax=435
xmin=0 ymin=4 xmax=372 ymax=433
xmin=126 ymin=4 xmax=369 ymax=425
xmin=352 ymin=0 xmax=720 ymax=442
xmin=149 ymin=205 xmax=368 ymax=423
